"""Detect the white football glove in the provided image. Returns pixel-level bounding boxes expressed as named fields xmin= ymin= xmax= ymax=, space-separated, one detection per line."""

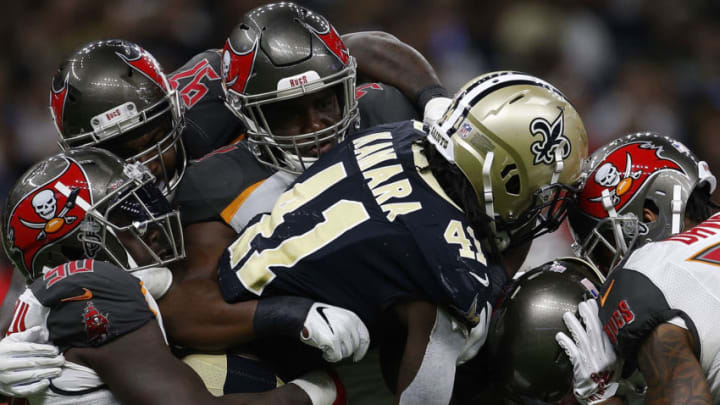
xmin=301 ymin=302 xmax=370 ymax=363
xmin=457 ymin=302 xmax=491 ymax=365
xmin=423 ymin=96 xmax=452 ymax=128
xmin=555 ymin=299 xmax=621 ymax=404
xmin=0 ymin=326 xmax=64 ymax=397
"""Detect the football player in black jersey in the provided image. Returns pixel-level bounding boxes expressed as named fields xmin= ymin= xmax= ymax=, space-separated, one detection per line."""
xmin=2 ymin=3 xmax=450 ymax=400
xmin=166 ymin=4 xmax=445 ymax=402
xmin=215 ymin=71 xmax=589 ymax=404
xmin=36 ymin=2 xmax=448 ymax=348
xmin=164 ymin=2 xmax=448 ymax=348
xmin=554 ymin=133 xmax=720 ymax=404
xmin=3 ymin=36 xmax=371 ymax=402
xmin=0 ymin=148 xmax=341 ymax=405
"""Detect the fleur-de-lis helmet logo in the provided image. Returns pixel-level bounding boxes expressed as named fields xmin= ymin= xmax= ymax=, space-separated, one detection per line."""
xmin=530 ymin=109 xmax=571 ymax=165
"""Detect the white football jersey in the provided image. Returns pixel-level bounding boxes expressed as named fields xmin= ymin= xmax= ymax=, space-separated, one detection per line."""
xmin=599 ymin=211 xmax=720 ymax=401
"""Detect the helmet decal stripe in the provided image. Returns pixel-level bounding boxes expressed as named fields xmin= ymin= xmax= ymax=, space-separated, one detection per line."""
xmin=223 ymin=38 xmax=258 ymax=94
xmin=116 ymin=49 xmax=169 ymax=92
xmin=49 ymin=73 xmax=70 ymax=135
xmin=438 ymin=72 xmax=569 ymax=138
xmin=308 ymin=24 xmax=349 ymax=65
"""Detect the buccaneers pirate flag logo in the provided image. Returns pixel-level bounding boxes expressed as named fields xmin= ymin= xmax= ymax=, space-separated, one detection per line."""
xmin=579 ymin=141 xmax=683 ymax=219
xmin=6 ymin=158 xmax=93 ymax=273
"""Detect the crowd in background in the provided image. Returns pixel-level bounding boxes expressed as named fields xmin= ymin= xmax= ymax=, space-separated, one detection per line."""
xmin=1 ymin=0 xmax=719 ymax=278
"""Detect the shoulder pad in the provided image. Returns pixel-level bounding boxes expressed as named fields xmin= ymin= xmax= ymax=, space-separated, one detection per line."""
xmin=28 ymin=260 xmax=155 ymax=349
xmin=175 ymin=144 xmax=274 ymax=225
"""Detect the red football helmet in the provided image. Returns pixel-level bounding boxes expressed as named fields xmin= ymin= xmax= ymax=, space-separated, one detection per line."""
xmin=568 ymin=132 xmax=715 ymax=272
xmin=2 ymin=148 xmax=185 ymax=281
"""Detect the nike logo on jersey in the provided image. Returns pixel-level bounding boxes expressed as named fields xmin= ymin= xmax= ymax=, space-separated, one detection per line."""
xmin=600 ymin=279 xmax=615 ymax=307
xmin=469 ymin=272 xmax=490 ymax=287
xmin=61 ymin=288 xmax=93 ymax=302
xmin=316 ymin=306 xmax=334 ymax=334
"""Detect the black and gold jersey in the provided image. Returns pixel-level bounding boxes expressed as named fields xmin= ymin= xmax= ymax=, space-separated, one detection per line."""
xmin=218 ymin=121 xmax=503 ymax=334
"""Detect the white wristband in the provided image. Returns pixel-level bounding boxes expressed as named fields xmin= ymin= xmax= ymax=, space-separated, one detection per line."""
xmin=289 ymin=370 xmax=338 ymax=405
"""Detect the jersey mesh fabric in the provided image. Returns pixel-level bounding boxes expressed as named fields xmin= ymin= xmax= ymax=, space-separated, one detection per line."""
xmin=625 ymin=240 xmax=720 ymax=401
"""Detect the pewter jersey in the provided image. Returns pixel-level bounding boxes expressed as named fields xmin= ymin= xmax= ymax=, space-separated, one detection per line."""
xmin=173 ymin=78 xmax=420 ymax=232
xmin=5 ymin=260 xmax=161 ymax=404
xmin=598 ymin=211 xmax=720 ymax=401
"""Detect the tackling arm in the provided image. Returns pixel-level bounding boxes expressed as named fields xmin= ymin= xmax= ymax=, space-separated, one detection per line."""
xmin=159 ymin=277 xmax=257 ymax=350
xmin=637 ymin=323 xmax=711 ymax=405
xmin=71 ymin=319 xmax=312 ymax=405
xmin=177 ymin=221 xmax=238 ymax=282
xmin=389 ymin=301 xmax=474 ymax=405
xmin=159 ymin=278 xmax=369 ymax=363
xmin=342 ymin=31 xmax=446 ymax=110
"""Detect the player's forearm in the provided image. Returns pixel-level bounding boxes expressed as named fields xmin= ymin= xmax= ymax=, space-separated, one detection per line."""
xmin=159 ymin=278 xmax=257 ymax=350
xmin=342 ymin=31 xmax=444 ymax=109
xmin=637 ymin=323 xmax=711 ymax=404
xmin=393 ymin=302 xmax=465 ymax=405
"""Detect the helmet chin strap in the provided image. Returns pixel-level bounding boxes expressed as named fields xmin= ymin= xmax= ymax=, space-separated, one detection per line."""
xmin=671 ymin=184 xmax=682 ymax=235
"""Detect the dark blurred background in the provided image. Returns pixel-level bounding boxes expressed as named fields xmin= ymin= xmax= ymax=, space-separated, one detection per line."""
xmin=1 ymin=0 xmax=720 ymax=304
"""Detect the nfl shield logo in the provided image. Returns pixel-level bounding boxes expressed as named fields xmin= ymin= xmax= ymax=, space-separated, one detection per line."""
xmin=458 ymin=122 xmax=473 ymax=139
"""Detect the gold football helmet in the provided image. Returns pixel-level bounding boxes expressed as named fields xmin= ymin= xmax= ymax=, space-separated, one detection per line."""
xmin=428 ymin=71 xmax=588 ymax=250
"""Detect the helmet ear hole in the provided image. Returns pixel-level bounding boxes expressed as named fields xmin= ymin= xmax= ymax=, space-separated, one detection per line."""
xmin=501 ymin=164 xmax=520 ymax=195
xmin=643 ymin=199 xmax=659 ymax=217
xmin=505 ymin=174 xmax=520 ymax=195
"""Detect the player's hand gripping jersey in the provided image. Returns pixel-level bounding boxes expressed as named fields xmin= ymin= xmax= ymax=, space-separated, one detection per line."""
xmin=218 ymin=121 xmax=502 ymax=332
xmin=5 ymin=260 xmax=159 ymax=404
xmin=597 ymin=211 xmax=720 ymax=401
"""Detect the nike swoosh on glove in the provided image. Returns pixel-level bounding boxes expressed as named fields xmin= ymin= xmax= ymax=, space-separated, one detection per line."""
xmin=0 ymin=326 xmax=64 ymax=397
xmin=301 ymin=303 xmax=370 ymax=363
